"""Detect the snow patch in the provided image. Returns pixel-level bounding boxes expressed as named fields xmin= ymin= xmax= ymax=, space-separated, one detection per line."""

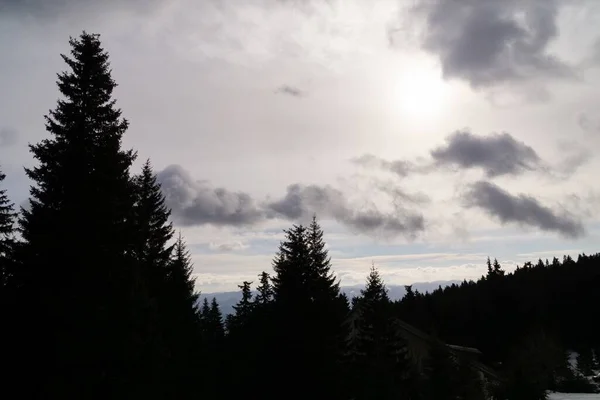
xmin=548 ymin=393 xmax=600 ymax=400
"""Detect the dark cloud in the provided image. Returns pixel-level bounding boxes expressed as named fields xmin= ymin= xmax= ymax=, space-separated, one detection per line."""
xmin=463 ymin=181 xmax=584 ymax=238
xmin=157 ymin=165 xmax=425 ymax=238
xmin=275 ymin=85 xmax=305 ymax=98
xmin=209 ymin=241 xmax=248 ymax=252
xmin=413 ymin=0 xmax=573 ymax=88
xmin=578 ymin=113 xmax=600 ymax=133
xmin=351 ymin=154 xmax=416 ymax=178
xmin=0 ymin=0 xmax=158 ymax=19
xmin=430 ymin=130 xmax=541 ymax=177
xmin=353 ymin=131 xmax=543 ymax=179
xmin=0 ymin=127 xmax=17 ymax=147
xmin=266 ymin=183 xmax=425 ymax=239
xmin=157 ymin=164 xmax=264 ymax=227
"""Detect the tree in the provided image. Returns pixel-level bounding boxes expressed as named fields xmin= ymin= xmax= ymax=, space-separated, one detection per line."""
xmin=229 ymin=281 xmax=253 ymax=332
xmin=130 ymin=159 xmax=175 ymax=394
xmin=208 ymin=297 xmax=225 ymax=341
xmin=163 ymin=233 xmax=201 ymax=396
xmin=306 ymin=214 xmax=340 ymax=302
xmin=269 ymin=219 xmax=347 ymax=399
xmin=254 ymin=271 xmax=273 ymax=305
xmin=576 ymin=349 xmax=595 ymax=377
xmin=16 ymin=31 xmax=139 ymax=397
xmin=0 ymin=168 xmax=15 ymax=288
xmin=0 ymin=168 xmax=19 ymax=394
xmin=350 ymin=265 xmax=412 ymax=400
xmin=271 ymin=224 xmax=310 ymax=306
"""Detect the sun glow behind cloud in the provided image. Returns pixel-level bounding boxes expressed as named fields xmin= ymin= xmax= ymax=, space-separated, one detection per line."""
xmin=395 ymin=59 xmax=450 ymax=122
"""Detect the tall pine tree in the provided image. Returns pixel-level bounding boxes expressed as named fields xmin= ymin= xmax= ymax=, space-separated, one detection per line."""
xmin=349 ymin=265 xmax=412 ymax=400
xmin=0 ymin=168 xmax=15 ymax=288
xmin=131 ymin=159 xmax=175 ymax=395
xmin=16 ymin=32 xmax=140 ymax=397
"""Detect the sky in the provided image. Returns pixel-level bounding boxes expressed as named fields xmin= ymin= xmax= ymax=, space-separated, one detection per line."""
xmin=1 ymin=0 xmax=600 ymax=293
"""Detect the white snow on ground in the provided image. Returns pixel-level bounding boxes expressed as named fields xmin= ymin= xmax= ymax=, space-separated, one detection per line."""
xmin=548 ymin=393 xmax=600 ymax=400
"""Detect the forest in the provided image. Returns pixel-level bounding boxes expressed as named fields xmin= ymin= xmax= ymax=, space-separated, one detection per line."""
xmin=0 ymin=32 xmax=599 ymax=400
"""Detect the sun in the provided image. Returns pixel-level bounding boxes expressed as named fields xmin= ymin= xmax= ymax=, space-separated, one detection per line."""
xmin=395 ymin=63 xmax=448 ymax=121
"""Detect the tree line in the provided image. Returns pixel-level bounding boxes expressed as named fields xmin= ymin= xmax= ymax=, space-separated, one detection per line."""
xmin=0 ymin=32 xmax=598 ymax=400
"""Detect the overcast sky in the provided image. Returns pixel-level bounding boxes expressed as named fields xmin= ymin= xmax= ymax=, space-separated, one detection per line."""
xmin=2 ymin=0 xmax=600 ymax=292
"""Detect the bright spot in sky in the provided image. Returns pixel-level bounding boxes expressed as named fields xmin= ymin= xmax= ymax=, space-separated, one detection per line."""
xmin=395 ymin=63 xmax=449 ymax=121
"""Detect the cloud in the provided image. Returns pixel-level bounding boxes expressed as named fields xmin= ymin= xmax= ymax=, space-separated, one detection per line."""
xmin=276 ymin=85 xmax=305 ymax=98
xmin=578 ymin=112 xmax=600 ymax=134
xmin=353 ymin=130 xmax=544 ymax=179
xmin=463 ymin=181 xmax=585 ymax=238
xmin=266 ymin=183 xmax=425 ymax=239
xmin=351 ymin=154 xmax=416 ymax=178
xmin=0 ymin=0 xmax=159 ymax=19
xmin=208 ymin=241 xmax=249 ymax=252
xmin=430 ymin=130 xmax=541 ymax=177
xmin=157 ymin=165 xmax=425 ymax=239
xmin=413 ymin=0 xmax=573 ymax=88
xmin=0 ymin=127 xmax=17 ymax=147
xmin=157 ymin=164 xmax=264 ymax=227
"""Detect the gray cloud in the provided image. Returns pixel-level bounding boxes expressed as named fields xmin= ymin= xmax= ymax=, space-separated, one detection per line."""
xmin=275 ymin=85 xmax=306 ymax=98
xmin=463 ymin=181 xmax=584 ymax=238
xmin=0 ymin=0 xmax=159 ymax=19
xmin=157 ymin=164 xmax=264 ymax=227
xmin=351 ymin=154 xmax=415 ymax=178
xmin=430 ymin=130 xmax=541 ymax=177
xmin=209 ymin=241 xmax=249 ymax=252
xmin=0 ymin=127 xmax=17 ymax=147
xmin=353 ymin=131 xmax=543 ymax=179
xmin=578 ymin=113 xmax=600 ymax=133
xmin=413 ymin=0 xmax=573 ymax=88
xmin=157 ymin=165 xmax=425 ymax=238
xmin=266 ymin=183 xmax=425 ymax=239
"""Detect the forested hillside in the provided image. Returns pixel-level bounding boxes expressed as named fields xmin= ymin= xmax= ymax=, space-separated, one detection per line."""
xmin=0 ymin=31 xmax=598 ymax=400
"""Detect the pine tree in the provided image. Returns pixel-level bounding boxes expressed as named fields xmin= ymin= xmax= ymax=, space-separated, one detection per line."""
xmin=271 ymin=224 xmax=310 ymax=306
xmin=270 ymin=221 xmax=346 ymax=399
xmin=132 ymin=159 xmax=174 ymax=279
xmin=0 ymin=168 xmax=15 ymax=288
xmin=254 ymin=271 xmax=273 ymax=305
xmin=163 ymin=233 xmax=201 ymax=396
xmin=16 ymin=31 xmax=139 ymax=397
xmin=493 ymin=258 xmax=505 ymax=276
xmin=208 ymin=297 xmax=225 ymax=341
xmin=0 ymin=168 xmax=20 ymax=394
xmin=229 ymin=281 xmax=253 ymax=332
xmin=576 ymin=349 xmax=595 ymax=376
xmin=350 ymin=265 xmax=411 ymax=400
xmin=130 ymin=159 xmax=175 ymax=394
xmin=306 ymin=214 xmax=339 ymax=302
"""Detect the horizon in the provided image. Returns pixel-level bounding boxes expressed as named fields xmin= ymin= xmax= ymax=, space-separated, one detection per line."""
xmin=2 ymin=0 xmax=600 ymax=293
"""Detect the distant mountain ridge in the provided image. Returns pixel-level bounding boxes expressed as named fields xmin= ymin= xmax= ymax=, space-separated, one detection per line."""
xmin=198 ymin=280 xmax=461 ymax=316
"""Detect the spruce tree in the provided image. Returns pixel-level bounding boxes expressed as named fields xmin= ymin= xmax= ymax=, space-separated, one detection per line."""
xmin=132 ymin=159 xmax=174 ymax=281
xmin=230 ymin=281 xmax=253 ymax=331
xmin=0 ymin=168 xmax=15 ymax=288
xmin=271 ymin=224 xmax=310 ymax=306
xmin=208 ymin=297 xmax=225 ymax=341
xmin=254 ymin=271 xmax=273 ymax=305
xmin=16 ymin=32 xmax=139 ymax=397
xmin=131 ymin=159 xmax=175 ymax=394
xmin=0 ymin=168 xmax=20 ymax=394
xmin=164 ymin=233 xmax=201 ymax=395
xmin=307 ymin=214 xmax=339 ymax=302
xmin=350 ymin=265 xmax=412 ymax=400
